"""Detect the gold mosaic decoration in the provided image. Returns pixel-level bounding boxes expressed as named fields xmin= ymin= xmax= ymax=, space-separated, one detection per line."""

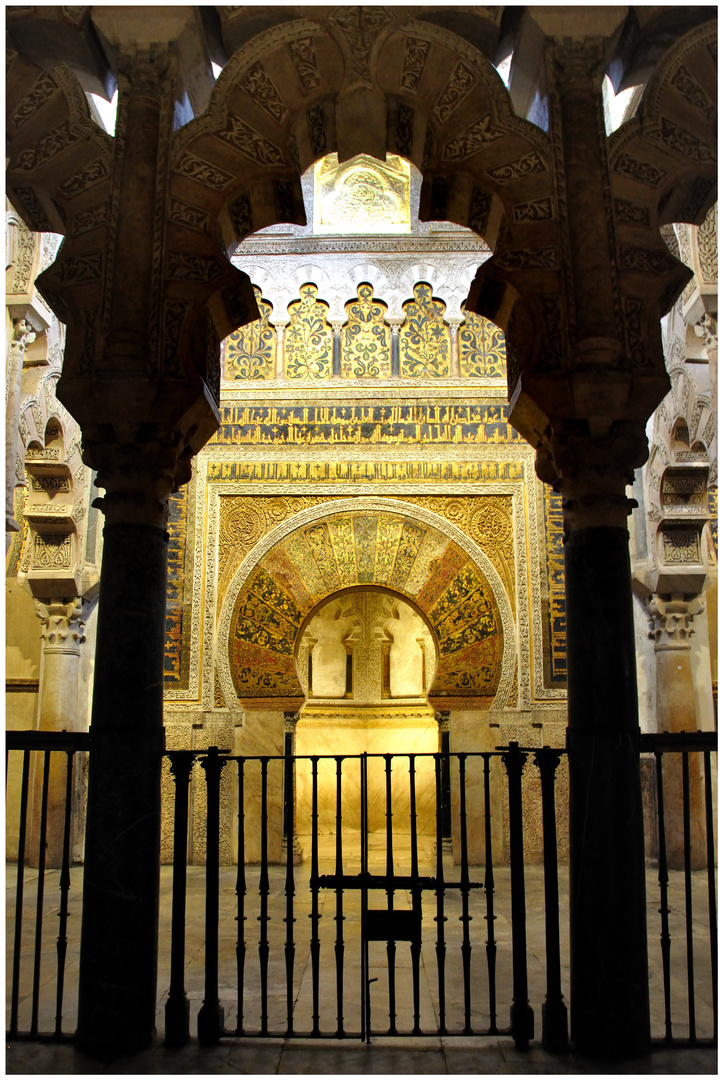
xmin=459 ymin=308 xmax=507 ymax=378
xmin=284 ymin=284 xmax=333 ymax=380
xmin=341 ymin=283 xmax=391 ymax=378
xmin=400 ymin=283 xmax=450 ymax=378
xmin=401 ymin=495 xmax=516 ymax=615
xmin=314 ymin=153 xmax=410 ymax=235
xmin=228 ymin=507 xmax=503 ymax=702
xmin=224 ymin=286 xmax=275 ymax=380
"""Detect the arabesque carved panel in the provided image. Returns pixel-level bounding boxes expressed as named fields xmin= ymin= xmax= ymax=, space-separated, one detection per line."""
xmin=341 ymin=283 xmax=391 ymax=378
xmin=224 ymin=287 xmax=275 ymax=381
xmin=459 ymin=309 xmax=507 ymax=378
xmin=400 ymin=283 xmax=450 ymax=378
xmin=284 ymin=285 xmax=333 ymax=379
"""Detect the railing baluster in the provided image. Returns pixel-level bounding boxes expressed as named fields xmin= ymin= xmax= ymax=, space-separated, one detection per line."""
xmin=165 ymin=751 xmax=195 ymax=1046
xmin=502 ymin=742 xmax=533 ymax=1050
xmin=361 ymin=753 xmax=370 ymax=1043
xmin=10 ymin=748 xmax=32 ymax=1036
xmin=284 ymin=744 xmax=296 ymax=1036
xmin=235 ymin=759 xmax=247 ymax=1036
xmin=458 ymin=754 xmax=472 ymax=1035
xmin=384 ymin=753 xmax=397 ymax=1034
xmin=310 ymin=758 xmax=321 ymax=1037
xmin=533 ymin=748 xmax=568 ymax=1052
xmin=258 ymin=757 xmax=270 ymax=1036
xmin=654 ymin=749 xmax=673 ymax=1043
xmin=434 ymin=752 xmax=447 ymax=1035
xmin=703 ymin=750 xmax=717 ymax=1042
xmin=682 ymin=751 xmax=696 ymax=1041
xmin=198 ymin=746 xmax=227 ymax=1045
xmin=54 ymin=748 xmax=75 ymax=1037
xmin=483 ymin=753 xmax=498 ymax=1034
xmin=334 ymin=756 xmax=345 ymax=1037
xmin=30 ymin=750 xmax=51 ymax=1035
xmin=409 ymin=754 xmax=422 ymax=1036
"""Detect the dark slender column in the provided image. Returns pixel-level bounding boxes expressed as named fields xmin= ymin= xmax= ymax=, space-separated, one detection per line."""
xmin=565 ymin=526 xmax=649 ymax=1057
xmin=75 ymin=522 xmax=167 ymax=1057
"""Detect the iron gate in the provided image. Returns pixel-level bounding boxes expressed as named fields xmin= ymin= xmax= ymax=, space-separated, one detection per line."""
xmin=163 ymin=745 xmax=569 ymax=1048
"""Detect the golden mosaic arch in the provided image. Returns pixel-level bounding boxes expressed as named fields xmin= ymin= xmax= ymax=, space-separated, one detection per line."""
xmin=228 ymin=507 xmax=504 ymax=708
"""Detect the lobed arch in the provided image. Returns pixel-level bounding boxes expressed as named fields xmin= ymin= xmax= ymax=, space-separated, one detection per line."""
xmin=170 ymin=12 xmax=552 ymax=257
xmin=216 ymin=497 xmax=516 ymax=715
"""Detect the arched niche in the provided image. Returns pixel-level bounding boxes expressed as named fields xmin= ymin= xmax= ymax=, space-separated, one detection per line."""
xmin=217 ymin=497 xmax=516 ymax=712
xmin=297 ymin=586 xmax=437 ymax=704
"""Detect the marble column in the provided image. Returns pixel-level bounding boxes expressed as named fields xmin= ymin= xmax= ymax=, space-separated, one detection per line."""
xmin=29 ymin=598 xmax=85 ymax=868
xmin=6 ymin=319 xmax=36 ymax=546
xmin=330 ymin=321 xmax=344 ymax=378
xmin=282 ymin=711 xmax=303 ymax=865
xmin=388 ymin=319 xmax=403 ymax=378
xmin=75 ymin=441 xmax=175 ymax=1058
xmin=542 ymin=424 xmax=650 ymax=1059
xmin=273 ymin=323 xmax=286 ymax=380
xmin=647 ymin=595 xmax=707 ymax=869
xmin=448 ymin=321 xmax=462 ymax=378
xmin=435 ymin=710 xmax=453 ymax=855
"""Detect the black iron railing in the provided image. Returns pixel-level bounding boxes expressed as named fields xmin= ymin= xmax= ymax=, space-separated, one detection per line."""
xmin=5 ymin=729 xmax=716 ymax=1051
xmin=163 ymin=745 xmax=569 ymax=1046
xmin=639 ymin=731 xmax=717 ymax=1048
xmin=5 ymin=730 xmax=90 ymax=1041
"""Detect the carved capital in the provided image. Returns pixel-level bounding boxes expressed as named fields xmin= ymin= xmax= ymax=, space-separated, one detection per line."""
xmin=284 ymin=710 xmax=301 ymax=733
xmin=550 ymin=38 xmax=606 ymax=95
xmin=434 ymin=709 xmax=451 ymax=732
xmin=34 ymin=597 xmax=85 ymax=653
xmin=695 ymin=313 xmax=718 ymax=353
xmin=118 ymin=47 xmax=172 ymax=99
xmin=82 ymin=427 xmax=194 ymax=530
xmin=537 ymin=420 xmax=648 ymax=533
xmin=647 ymin=594 xmax=705 ymax=648
xmin=12 ymin=317 xmax=37 ymax=349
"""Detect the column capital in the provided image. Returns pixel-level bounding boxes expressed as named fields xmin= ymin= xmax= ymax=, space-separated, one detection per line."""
xmin=34 ymin=597 xmax=86 ymax=654
xmin=82 ymin=425 xmax=196 ymax=530
xmin=536 ymin=419 xmax=648 ymax=533
xmin=284 ymin=710 xmax=301 ymax=733
xmin=434 ymin=709 xmax=450 ymax=732
xmin=549 ymin=36 xmax=606 ymax=94
xmin=647 ymin=594 xmax=705 ymax=648
xmin=11 ymin=317 xmax=37 ymax=349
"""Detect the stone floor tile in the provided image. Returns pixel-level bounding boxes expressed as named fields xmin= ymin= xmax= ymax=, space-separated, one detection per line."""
xmin=278 ymin=1045 xmax=448 ymax=1073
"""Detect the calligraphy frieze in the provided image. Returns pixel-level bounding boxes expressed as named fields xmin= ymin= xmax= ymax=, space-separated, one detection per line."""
xmin=209 ymin=403 xmax=524 ymax=447
xmin=206 ymin=460 xmax=526 ymax=484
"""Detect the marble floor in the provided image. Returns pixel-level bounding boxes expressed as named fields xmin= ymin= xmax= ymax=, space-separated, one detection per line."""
xmin=6 ymin=837 xmax=717 ymax=1074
